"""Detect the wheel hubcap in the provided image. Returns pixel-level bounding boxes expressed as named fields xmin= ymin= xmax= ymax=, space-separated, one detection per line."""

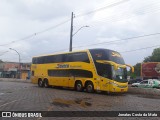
xmin=39 ymin=81 xmax=42 ymax=86
xmin=87 ymin=85 xmax=92 ymax=92
xmin=45 ymin=82 xmax=47 ymax=87
xmin=77 ymin=84 xmax=82 ymax=91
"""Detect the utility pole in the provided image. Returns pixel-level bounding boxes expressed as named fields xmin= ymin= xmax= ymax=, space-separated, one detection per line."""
xmin=69 ymin=12 xmax=74 ymax=52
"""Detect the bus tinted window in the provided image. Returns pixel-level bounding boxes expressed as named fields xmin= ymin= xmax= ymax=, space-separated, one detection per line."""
xmin=110 ymin=52 xmax=125 ymax=64
xmin=37 ymin=57 xmax=44 ymax=64
xmin=48 ymin=69 xmax=93 ymax=78
xmin=32 ymin=52 xmax=89 ymax=64
xmin=96 ymin=63 xmax=112 ymax=79
xmin=89 ymin=49 xmax=125 ymax=64
xmin=48 ymin=70 xmax=70 ymax=77
xmin=65 ymin=52 xmax=90 ymax=63
xmin=70 ymin=69 xmax=93 ymax=78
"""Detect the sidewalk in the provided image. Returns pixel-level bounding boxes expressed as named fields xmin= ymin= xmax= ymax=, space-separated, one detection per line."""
xmin=128 ymin=86 xmax=160 ymax=96
xmin=0 ymin=78 xmax=31 ymax=83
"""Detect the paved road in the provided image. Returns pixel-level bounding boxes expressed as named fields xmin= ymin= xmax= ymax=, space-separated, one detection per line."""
xmin=0 ymin=81 xmax=160 ymax=120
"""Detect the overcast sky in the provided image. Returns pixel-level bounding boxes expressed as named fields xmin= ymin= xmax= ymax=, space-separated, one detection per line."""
xmin=0 ymin=0 xmax=160 ymax=65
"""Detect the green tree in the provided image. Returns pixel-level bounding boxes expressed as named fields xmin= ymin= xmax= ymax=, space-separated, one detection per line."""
xmin=144 ymin=48 xmax=160 ymax=62
xmin=129 ymin=63 xmax=141 ymax=78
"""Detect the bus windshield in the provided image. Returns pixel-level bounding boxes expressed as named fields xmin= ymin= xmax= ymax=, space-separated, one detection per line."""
xmin=112 ymin=67 xmax=127 ymax=83
xmin=89 ymin=49 xmax=127 ymax=82
xmin=89 ymin=49 xmax=125 ymax=64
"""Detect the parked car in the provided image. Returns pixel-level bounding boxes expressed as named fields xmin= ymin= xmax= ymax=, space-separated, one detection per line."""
xmin=128 ymin=79 xmax=142 ymax=84
xmin=132 ymin=79 xmax=160 ymax=88
xmin=131 ymin=82 xmax=140 ymax=87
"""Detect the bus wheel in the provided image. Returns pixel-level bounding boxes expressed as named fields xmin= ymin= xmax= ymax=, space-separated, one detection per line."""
xmin=86 ymin=82 xmax=94 ymax=93
xmin=75 ymin=81 xmax=83 ymax=92
xmin=44 ymin=79 xmax=49 ymax=88
xmin=38 ymin=79 xmax=43 ymax=87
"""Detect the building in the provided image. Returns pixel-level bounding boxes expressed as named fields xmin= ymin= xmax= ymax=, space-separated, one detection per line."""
xmin=0 ymin=61 xmax=31 ymax=79
xmin=20 ymin=63 xmax=31 ymax=79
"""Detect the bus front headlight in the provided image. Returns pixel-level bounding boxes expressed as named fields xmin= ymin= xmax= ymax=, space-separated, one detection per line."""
xmin=111 ymin=82 xmax=119 ymax=87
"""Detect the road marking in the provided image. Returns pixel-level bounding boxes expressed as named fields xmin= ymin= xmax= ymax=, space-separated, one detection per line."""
xmin=0 ymin=100 xmax=20 ymax=107
xmin=0 ymin=93 xmax=4 ymax=95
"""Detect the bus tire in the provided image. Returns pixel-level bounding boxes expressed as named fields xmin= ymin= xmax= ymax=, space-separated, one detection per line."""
xmin=75 ymin=81 xmax=83 ymax=92
xmin=44 ymin=79 xmax=49 ymax=88
xmin=38 ymin=79 xmax=44 ymax=87
xmin=86 ymin=82 xmax=94 ymax=93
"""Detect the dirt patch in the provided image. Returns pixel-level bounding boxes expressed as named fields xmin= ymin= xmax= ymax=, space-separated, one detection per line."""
xmin=52 ymin=98 xmax=92 ymax=108
xmin=82 ymin=97 xmax=92 ymax=100
xmin=6 ymin=91 xmax=12 ymax=93
xmin=79 ymin=101 xmax=92 ymax=107
xmin=74 ymin=98 xmax=82 ymax=104
xmin=52 ymin=98 xmax=75 ymax=107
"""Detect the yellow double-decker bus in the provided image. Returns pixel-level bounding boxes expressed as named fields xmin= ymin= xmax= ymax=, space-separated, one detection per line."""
xmin=31 ymin=48 xmax=134 ymax=93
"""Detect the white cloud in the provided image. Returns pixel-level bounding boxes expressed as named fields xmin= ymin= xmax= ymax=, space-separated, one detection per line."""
xmin=0 ymin=0 xmax=160 ymax=65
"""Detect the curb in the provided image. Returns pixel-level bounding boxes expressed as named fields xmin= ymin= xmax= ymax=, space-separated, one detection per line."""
xmin=0 ymin=78 xmax=31 ymax=83
xmin=128 ymin=86 xmax=160 ymax=96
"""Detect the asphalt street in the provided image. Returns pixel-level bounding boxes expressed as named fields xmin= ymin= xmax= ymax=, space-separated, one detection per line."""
xmin=0 ymin=80 xmax=160 ymax=120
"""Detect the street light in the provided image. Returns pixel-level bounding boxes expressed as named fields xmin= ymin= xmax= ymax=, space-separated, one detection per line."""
xmin=72 ymin=26 xmax=89 ymax=36
xmin=9 ymin=48 xmax=21 ymax=79
xmin=69 ymin=25 xmax=89 ymax=51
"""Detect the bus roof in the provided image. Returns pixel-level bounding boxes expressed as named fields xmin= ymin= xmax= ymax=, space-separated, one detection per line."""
xmin=32 ymin=49 xmax=88 ymax=58
xmin=89 ymin=48 xmax=120 ymax=53
xmin=32 ymin=48 xmax=120 ymax=58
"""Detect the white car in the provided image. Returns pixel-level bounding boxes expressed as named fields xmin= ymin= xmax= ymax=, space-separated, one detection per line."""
xmin=132 ymin=79 xmax=160 ymax=88
xmin=131 ymin=82 xmax=140 ymax=87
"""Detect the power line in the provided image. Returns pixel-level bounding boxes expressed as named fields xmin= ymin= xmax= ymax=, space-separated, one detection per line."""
xmin=121 ymin=44 xmax=160 ymax=53
xmin=40 ymin=32 xmax=160 ymax=54
xmin=32 ymin=43 xmax=160 ymax=56
xmin=73 ymin=32 xmax=160 ymax=48
xmin=92 ymin=4 xmax=160 ymax=24
xmin=0 ymin=0 xmax=140 ymax=48
xmin=0 ymin=51 xmax=8 ymax=56
xmin=76 ymin=0 xmax=129 ymax=18
xmin=0 ymin=0 xmax=128 ymax=47
xmin=73 ymin=1 xmax=160 ymax=45
xmin=0 ymin=19 xmax=71 ymax=47
xmin=2 ymin=32 xmax=160 ymax=60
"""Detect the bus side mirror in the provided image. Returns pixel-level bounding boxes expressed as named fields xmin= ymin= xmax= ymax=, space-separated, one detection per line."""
xmin=131 ymin=67 xmax=134 ymax=73
xmin=125 ymin=64 xmax=134 ymax=73
xmin=96 ymin=60 xmax=118 ymax=70
xmin=113 ymin=65 xmax=118 ymax=70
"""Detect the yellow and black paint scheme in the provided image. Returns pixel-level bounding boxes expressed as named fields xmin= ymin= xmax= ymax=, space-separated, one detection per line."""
xmin=31 ymin=49 xmax=134 ymax=93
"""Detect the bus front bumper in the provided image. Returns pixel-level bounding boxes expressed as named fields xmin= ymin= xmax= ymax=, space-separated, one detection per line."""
xmin=109 ymin=82 xmax=128 ymax=92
